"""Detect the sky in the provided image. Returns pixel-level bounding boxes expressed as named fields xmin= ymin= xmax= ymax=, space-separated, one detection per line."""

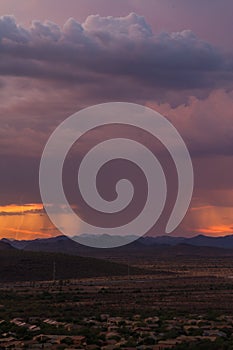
xmin=0 ymin=0 xmax=232 ymax=240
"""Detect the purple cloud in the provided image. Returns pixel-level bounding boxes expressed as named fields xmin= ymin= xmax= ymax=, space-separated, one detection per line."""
xmin=0 ymin=14 xmax=231 ymax=91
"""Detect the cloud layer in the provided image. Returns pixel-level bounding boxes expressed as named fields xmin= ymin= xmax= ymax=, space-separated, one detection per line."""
xmin=0 ymin=13 xmax=232 ymax=237
xmin=0 ymin=13 xmax=232 ymax=90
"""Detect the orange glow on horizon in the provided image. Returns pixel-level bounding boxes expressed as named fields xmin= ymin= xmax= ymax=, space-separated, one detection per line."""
xmin=4 ymin=227 xmax=57 ymax=240
xmin=195 ymin=225 xmax=233 ymax=236
xmin=186 ymin=204 xmax=233 ymax=237
xmin=0 ymin=203 xmax=43 ymax=214
xmin=0 ymin=203 xmax=55 ymax=240
xmin=0 ymin=203 xmax=81 ymax=240
xmin=0 ymin=203 xmax=232 ymax=240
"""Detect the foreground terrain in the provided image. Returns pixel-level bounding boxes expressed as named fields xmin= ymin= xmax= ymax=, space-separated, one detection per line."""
xmin=1 ymin=251 xmax=233 ymax=348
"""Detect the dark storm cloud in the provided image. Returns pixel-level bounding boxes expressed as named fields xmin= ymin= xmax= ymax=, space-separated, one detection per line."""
xmin=0 ymin=14 xmax=232 ymax=90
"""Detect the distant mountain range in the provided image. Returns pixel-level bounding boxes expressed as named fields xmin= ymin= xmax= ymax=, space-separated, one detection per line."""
xmin=72 ymin=234 xmax=139 ymax=248
xmin=139 ymin=234 xmax=233 ymax=249
xmin=2 ymin=233 xmax=233 ymax=255
xmin=72 ymin=234 xmax=233 ymax=249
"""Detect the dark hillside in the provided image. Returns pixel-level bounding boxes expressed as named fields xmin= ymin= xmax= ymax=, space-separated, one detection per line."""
xmin=0 ymin=250 xmax=144 ymax=282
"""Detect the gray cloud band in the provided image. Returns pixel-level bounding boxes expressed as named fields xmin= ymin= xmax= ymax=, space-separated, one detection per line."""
xmin=0 ymin=14 xmax=231 ymax=91
xmin=39 ymin=102 xmax=193 ymax=248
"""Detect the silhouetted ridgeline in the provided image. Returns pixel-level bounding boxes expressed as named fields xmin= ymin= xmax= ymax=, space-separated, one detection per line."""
xmin=0 ymin=248 xmax=144 ymax=282
xmin=1 ymin=234 xmax=233 ymax=282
